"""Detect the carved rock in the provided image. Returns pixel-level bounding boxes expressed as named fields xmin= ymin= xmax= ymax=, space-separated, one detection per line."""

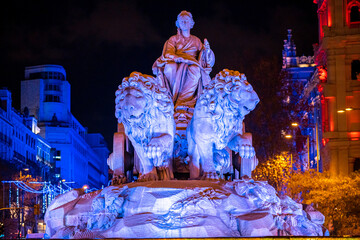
xmin=45 ymin=180 xmax=325 ymax=238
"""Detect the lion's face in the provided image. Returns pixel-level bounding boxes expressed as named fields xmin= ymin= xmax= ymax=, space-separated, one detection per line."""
xmin=119 ymin=87 xmax=147 ymax=124
xmin=230 ymin=81 xmax=259 ymax=118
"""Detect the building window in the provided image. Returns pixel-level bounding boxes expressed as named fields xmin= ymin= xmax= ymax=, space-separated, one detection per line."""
xmin=29 ymin=71 xmax=65 ymax=81
xmin=350 ymin=5 xmax=360 ymax=22
xmin=354 ymin=158 xmax=360 ymax=172
xmin=54 ymin=150 xmax=61 ymax=161
xmin=45 ymin=95 xmax=60 ymax=102
xmin=351 ymin=60 xmax=360 ymax=80
xmin=347 ymin=1 xmax=360 ymax=26
xmin=45 ymin=84 xmax=60 ymax=91
xmin=0 ymin=99 xmax=7 ymax=112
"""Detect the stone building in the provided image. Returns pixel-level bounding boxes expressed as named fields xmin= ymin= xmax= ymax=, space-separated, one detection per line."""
xmin=314 ymin=0 xmax=360 ymax=175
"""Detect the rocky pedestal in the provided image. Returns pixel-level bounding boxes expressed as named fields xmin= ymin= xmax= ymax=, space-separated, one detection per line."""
xmin=45 ymin=179 xmax=325 ymax=238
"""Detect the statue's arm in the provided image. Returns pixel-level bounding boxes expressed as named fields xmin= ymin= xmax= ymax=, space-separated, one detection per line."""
xmin=199 ymin=38 xmax=215 ymax=68
xmin=163 ymin=38 xmax=177 ymax=60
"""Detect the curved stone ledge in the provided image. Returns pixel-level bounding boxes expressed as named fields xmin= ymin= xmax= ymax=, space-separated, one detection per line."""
xmin=45 ymin=180 xmax=326 ymax=238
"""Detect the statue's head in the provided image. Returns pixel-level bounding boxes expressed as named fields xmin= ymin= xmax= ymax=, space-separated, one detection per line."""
xmin=175 ymin=10 xmax=195 ymax=29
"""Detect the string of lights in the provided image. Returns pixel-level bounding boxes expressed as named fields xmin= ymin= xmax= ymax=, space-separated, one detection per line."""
xmin=2 ymin=181 xmax=58 ymax=194
xmin=2 ymin=180 xmax=74 ymax=212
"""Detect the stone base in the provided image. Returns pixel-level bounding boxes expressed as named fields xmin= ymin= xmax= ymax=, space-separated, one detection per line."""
xmin=45 ymin=179 xmax=326 ymax=238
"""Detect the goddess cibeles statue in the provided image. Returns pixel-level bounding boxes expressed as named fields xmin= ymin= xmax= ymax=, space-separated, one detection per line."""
xmin=152 ymin=11 xmax=216 ymax=175
xmin=152 ymin=10 xmax=215 ymax=110
xmin=109 ymin=10 xmax=258 ymax=182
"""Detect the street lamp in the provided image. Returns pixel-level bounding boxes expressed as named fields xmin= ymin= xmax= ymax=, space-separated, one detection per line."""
xmin=338 ymin=107 xmax=359 ymax=113
xmin=291 ymin=122 xmax=299 ymax=127
xmin=285 ymin=134 xmax=293 ymax=139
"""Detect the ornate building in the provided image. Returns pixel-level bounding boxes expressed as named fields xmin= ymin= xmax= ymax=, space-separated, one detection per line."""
xmin=314 ymin=0 xmax=360 ymax=175
xmin=281 ymin=29 xmax=323 ymax=172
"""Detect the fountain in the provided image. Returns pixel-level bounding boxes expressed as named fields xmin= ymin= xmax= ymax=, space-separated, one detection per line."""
xmin=44 ymin=11 xmax=326 ymax=238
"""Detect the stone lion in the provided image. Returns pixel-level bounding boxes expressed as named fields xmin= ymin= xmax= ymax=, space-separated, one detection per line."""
xmin=115 ymin=72 xmax=176 ymax=181
xmin=187 ymin=69 xmax=259 ymax=179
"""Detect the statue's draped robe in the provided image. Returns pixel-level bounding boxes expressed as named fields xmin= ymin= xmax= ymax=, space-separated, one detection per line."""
xmin=152 ymin=34 xmax=213 ymax=109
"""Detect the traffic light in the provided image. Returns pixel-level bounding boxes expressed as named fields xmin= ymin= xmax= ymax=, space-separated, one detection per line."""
xmin=34 ymin=204 xmax=40 ymax=215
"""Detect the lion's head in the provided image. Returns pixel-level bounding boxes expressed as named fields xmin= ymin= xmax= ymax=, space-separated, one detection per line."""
xmin=115 ymin=72 xmax=174 ymax=144
xmin=197 ymin=69 xmax=259 ymax=144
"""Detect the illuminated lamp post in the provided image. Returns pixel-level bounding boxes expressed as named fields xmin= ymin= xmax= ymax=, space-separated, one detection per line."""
xmin=285 ymin=122 xmax=301 ymax=172
xmin=82 ymin=185 xmax=89 ymax=193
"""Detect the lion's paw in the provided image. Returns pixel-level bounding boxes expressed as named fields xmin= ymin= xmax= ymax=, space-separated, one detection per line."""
xmin=239 ymin=145 xmax=256 ymax=159
xmin=201 ymin=172 xmax=219 ymax=180
xmin=138 ymin=172 xmax=159 ymax=182
xmin=157 ymin=167 xmax=173 ymax=180
xmin=144 ymin=145 xmax=162 ymax=160
xmin=111 ymin=174 xmax=127 ymax=185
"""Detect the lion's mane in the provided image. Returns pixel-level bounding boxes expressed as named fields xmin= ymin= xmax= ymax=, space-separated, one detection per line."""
xmin=115 ymin=72 xmax=174 ymax=145
xmin=196 ymin=69 xmax=250 ymax=148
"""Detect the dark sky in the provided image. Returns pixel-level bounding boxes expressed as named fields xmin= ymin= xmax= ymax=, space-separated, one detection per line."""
xmin=0 ymin=0 xmax=318 ymax=148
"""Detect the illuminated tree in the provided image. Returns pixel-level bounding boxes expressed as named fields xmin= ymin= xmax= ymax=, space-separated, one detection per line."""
xmin=286 ymin=171 xmax=360 ymax=236
xmin=253 ymin=153 xmax=292 ymax=193
xmin=254 ymin=156 xmax=360 ymax=236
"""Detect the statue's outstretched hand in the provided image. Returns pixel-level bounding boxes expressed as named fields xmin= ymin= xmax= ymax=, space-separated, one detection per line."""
xmin=204 ymin=67 xmax=212 ymax=75
xmin=204 ymin=38 xmax=210 ymax=50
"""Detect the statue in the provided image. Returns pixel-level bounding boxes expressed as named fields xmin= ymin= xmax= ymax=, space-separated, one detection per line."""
xmin=152 ymin=10 xmax=215 ymax=110
xmin=187 ymin=69 xmax=260 ymax=180
xmin=115 ymin=72 xmax=175 ymax=181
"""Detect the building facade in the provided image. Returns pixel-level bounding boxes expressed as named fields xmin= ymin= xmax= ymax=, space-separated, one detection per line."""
xmin=21 ymin=65 xmax=109 ymax=188
xmin=281 ymin=29 xmax=323 ymax=172
xmin=0 ymin=89 xmax=53 ymax=179
xmin=314 ymin=0 xmax=360 ymax=175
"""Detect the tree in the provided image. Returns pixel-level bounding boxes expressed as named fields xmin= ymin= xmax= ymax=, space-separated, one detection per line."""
xmin=252 ymin=153 xmax=292 ymax=194
xmin=286 ymin=171 xmax=360 ymax=236
xmin=254 ymin=158 xmax=360 ymax=236
xmin=245 ymin=57 xmax=291 ymax=162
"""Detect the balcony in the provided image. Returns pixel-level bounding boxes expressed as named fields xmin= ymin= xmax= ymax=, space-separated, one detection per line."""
xmin=13 ymin=151 xmax=25 ymax=164
xmin=0 ymin=132 xmax=12 ymax=146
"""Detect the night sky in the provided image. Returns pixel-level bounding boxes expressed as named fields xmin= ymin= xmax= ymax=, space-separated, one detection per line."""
xmin=0 ymin=0 xmax=318 ymax=148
